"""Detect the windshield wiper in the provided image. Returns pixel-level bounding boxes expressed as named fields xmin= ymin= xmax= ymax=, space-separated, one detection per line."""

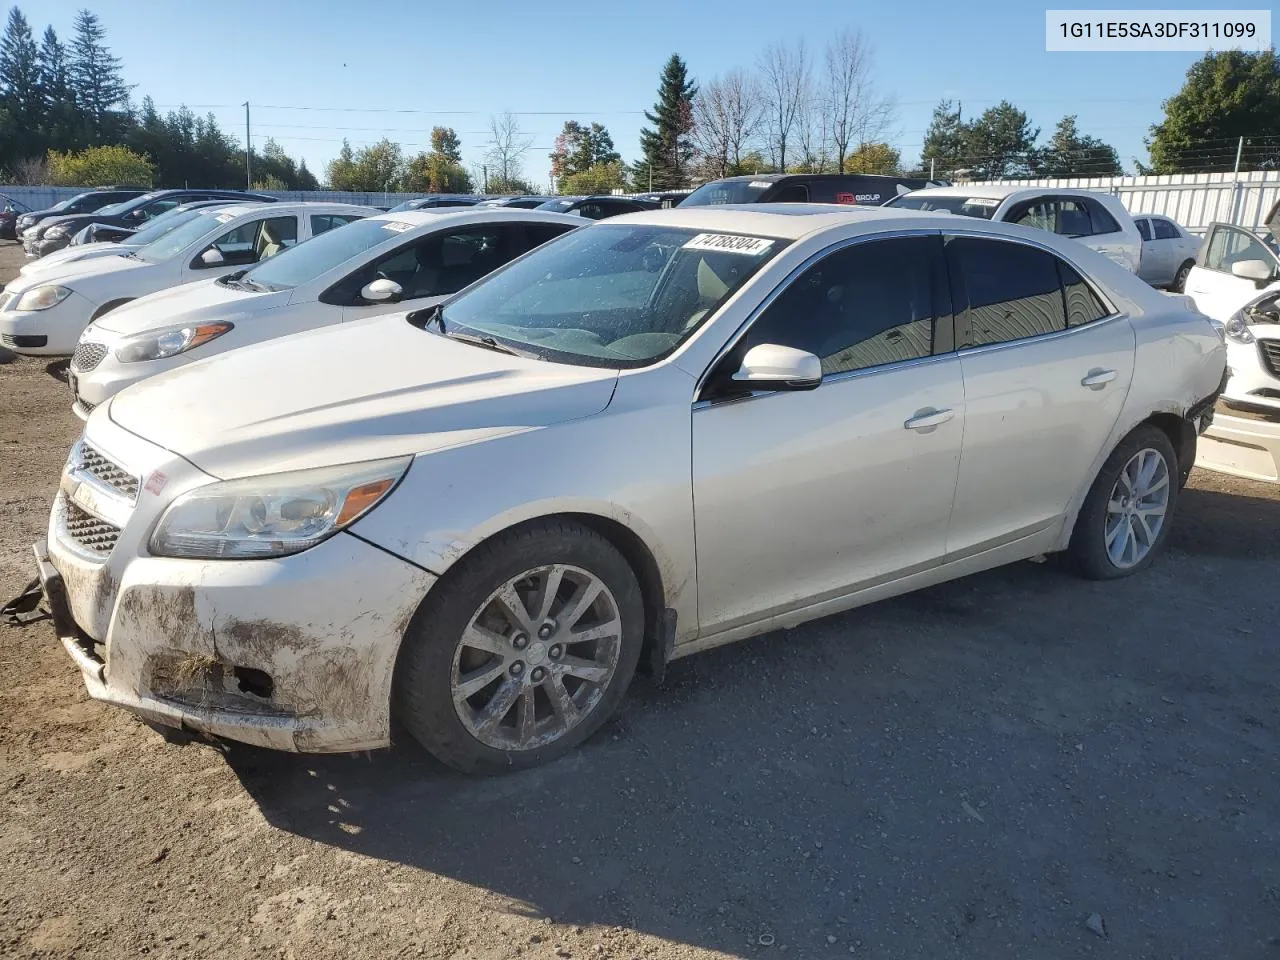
xmin=444 ymin=330 xmax=525 ymax=357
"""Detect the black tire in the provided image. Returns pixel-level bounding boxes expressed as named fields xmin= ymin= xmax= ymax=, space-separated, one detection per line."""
xmin=392 ymin=519 xmax=644 ymax=774
xmin=1065 ymin=425 xmax=1179 ymax=580
xmin=1172 ymin=260 xmax=1194 ymax=293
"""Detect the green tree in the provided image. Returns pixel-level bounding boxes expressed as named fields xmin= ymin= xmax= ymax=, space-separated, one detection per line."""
xmin=919 ymin=98 xmax=965 ymax=175
xmin=961 ymin=101 xmax=1040 ymax=180
xmin=633 ymin=54 xmax=697 ymax=190
xmin=47 ymin=143 xmax=154 ymax=185
xmin=430 ymin=125 xmax=462 ymax=163
xmin=1040 ymin=115 xmax=1122 ymax=177
xmin=328 ymin=138 xmax=404 ymax=191
xmin=845 ymin=142 xmax=900 ymax=175
xmin=1147 ymin=50 xmax=1280 ymax=173
xmin=326 ymin=139 xmax=356 ymax=189
xmin=558 ymin=160 xmax=626 ymax=195
xmin=550 ymin=121 xmax=620 ymax=183
xmin=251 ymin=137 xmax=319 ymax=190
xmin=403 ymin=151 xmax=472 ymax=193
xmin=37 ymin=26 xmax=76 ymax=151
xmin=68 ymin=9 xmax=130 ymax=143
xmin=0 ymin=6 xmax=41 ymax=166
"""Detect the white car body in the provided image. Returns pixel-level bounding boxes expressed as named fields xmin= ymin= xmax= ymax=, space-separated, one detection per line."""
xmin=887 ymin=185 xmax=1143 ymax=273
xmin=1181 ymin=211 xmax=1280 ymax=482
xmin=33 ymin=205 xmax=1224 ymax=763
xmin=66 ymin=209 xmax=584 ymax=418
xmin=0 ymin=202 xmax=377 ymax=356
xmin=1133 ymin=214 xmax=1202 ymax=289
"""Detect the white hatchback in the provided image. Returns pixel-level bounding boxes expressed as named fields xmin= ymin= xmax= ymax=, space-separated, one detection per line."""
xmin=886 ymin=186 xmax=1143 ymax=273
xmin=67 ymin=209 xmax=583 ymax=418
xmin=0 ymin=202 xmax=376 ymax=356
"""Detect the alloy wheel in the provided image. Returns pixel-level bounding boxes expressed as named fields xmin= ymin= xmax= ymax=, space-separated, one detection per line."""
xmin=1104 ymin=447 xmax=1170 ymax=569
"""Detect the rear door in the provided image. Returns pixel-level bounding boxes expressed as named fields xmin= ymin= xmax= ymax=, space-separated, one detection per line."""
xmin=1183 ymin=223 xmax=1280 ymax=321
xmin=945 ymin=234 xmax=1135 ymax=556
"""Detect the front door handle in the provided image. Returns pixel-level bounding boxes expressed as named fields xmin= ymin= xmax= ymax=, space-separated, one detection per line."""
xmin=904 ymin=407 xmax=955 ymax=431
xmin=1081 ymin=368 xmax=1118 ymax=390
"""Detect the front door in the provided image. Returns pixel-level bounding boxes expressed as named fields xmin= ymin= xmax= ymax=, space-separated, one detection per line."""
xmin=1184 ymin=222 xmax=1280 ymax=322
xmin=943 ymin=235 xmax=1135 ymax=555
xmin=692 ymin=234 xmax=964 ymax=635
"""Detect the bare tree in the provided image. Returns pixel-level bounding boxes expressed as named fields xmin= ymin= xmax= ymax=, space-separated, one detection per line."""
xmin=485 ymin=112 xmax=533 ymax=187
xmin=757 ymin=40 xmax=809 ymax=173
xmin=9 ymin=155 xmax=49 ymax=184
xmin=692 ymin=68 xmax=762 ymax=178
xmin=824 ymin=28 xmax=896 ymax=173
xmin=795 ymin=93 xmax=832 ymax=173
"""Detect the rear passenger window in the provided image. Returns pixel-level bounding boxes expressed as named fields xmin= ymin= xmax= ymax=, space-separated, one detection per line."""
xmin=771 ymin=183 xmax=809 ymax=203
xmin=737 ymin=235 xmax=945 ymax=375
xmin=515 ymin=222 xmax=576 ymax=254
xmin=1059 ymin=262 xmax=1110 ymax=327
xmin=947 ymin=236 xmax=1067 ymax=346
xmin=1135 ymin=218 xmax=1152 ymax=241
xmin=310 ymin=214 xmax=362 ymax=236
xmin=1152 ymin=219 xmax=1179 ymax=240
xmin=1084 ymin=198 xmax=1121 ymax=234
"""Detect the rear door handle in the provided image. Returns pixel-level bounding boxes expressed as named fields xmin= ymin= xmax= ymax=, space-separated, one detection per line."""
xmin=1081 ymin=368 xmax=1118 ymax=389
xmin=904 ymin=407 xmax=955 ymax=431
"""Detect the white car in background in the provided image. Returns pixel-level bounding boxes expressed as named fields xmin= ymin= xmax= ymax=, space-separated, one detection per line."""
xmin=29 ymin=205 xmax=1224 ymax=771
xmin=1133 ymin=214 xmax=1201 ymax=290
xmin=886 ymin=185 xmax=1142 ymax=273
xmin=67 ymin=209 xmax=583 ymax=418
xmin=1181 ymin=207 xmax=1280 ymax=482
xmin=0 ymin=202 xmax=375 ymax=356
xmin=16 ymin=201 xmax=252 ymax=279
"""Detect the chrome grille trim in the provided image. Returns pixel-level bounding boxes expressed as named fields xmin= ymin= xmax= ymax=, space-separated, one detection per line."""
xmin=1259 ymin=341 xmax=1280 ymax=379
xmin=63 ymin=499 xmax=122 ymax=556
xmin=72 ymin=342 xmax=108 ymax=372
xmin=79 ymin=442 xmax=140 ymax=502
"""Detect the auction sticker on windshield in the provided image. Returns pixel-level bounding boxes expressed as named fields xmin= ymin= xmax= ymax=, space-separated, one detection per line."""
xmin=382 ymin=221 xmax=413 ymax=233
xmin=215 ymin=212 xmax=238 ymax=223
xmin=965 ymin=198 xmax=1002 ymax=207
xmin=682 ymin=234 xmax=774 ymax=255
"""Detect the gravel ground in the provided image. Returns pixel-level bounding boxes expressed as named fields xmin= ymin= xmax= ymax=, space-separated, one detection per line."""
xmin=1 ymin=241 xmax=1278 ymax=960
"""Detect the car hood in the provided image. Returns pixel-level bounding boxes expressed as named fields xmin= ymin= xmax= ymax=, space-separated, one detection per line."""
xmin=90 ymin=279 xmax=274 ymax=335
xmin=5 ymin=253 xmax=148 ymax=294
xmin=20 ymin=241 xmax=128 ymax=275
xmin=108 ymin=314 xmax=621 ymax=479
xmin=36 ymin=212 xmax=114 ymax=236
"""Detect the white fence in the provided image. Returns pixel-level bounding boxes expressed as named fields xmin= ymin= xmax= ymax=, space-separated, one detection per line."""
xmin=962 ymin=170 xmax=1280 ymax=236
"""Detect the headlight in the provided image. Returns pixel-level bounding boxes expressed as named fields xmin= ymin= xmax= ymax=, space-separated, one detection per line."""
xmin=14 ymin=285 xmax=72 ymax=311
xmin=116 ymin=322 xmax=234 ymax=363
xmin=150 ymin=457 xmax=411 ymax=559
xmin=1222 ymin=311 xmax=1255 ymax=345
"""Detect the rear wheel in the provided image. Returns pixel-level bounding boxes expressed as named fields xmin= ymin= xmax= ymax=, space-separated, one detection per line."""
xmin=1172 ymin=260 xmax=1194 ymax=293
xmin=393 ymin=520 xmax=644 ymax=773
xmin=1064 ymin=425 xmax=1178 ymax=580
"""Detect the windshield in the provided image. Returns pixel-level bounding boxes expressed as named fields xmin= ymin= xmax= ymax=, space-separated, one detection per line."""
xmin=87 ymin=202 xmax=126 ymax=218
xmin=388 ymin=199 xmax=422 ymax=212
xmin=134 ymin=211 xmax=224 ymax=263
xmin=437 ymin=224 xmax=787 ymax=368
xmin=242 ymin=218 xmax=398 ymax=290
xmin=122 ymin=207 xmax=211 ymax=246
xmin=678 ymin=180 xmax=773 ymax=206
xmin=536 ymin=199 xmax=579 ymax=212
xmin=50 ymin=197 xmax=79 ymax=212
xmin=884 ymin=194 xmax=1001 ymax=219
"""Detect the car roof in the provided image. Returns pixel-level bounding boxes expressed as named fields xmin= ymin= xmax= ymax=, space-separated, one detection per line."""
xmin=598 ymin=203 xmax=941 ymax=240
xmin=364 ymin=208 xmax=585 ymax=228
xmin=903 ymin=184 xmax=1120 ymax=203
xmin=209 ymin=201 xmax=379 ymax=217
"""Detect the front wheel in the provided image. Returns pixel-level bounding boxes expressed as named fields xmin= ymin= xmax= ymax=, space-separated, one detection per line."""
xmin=393 ymin=520 xmax=644 ymax=773
xmin=1172 ymin=260 xmax=1194 ymax=293
xmin=1064 ymin=425 xmax=1179 ymax=580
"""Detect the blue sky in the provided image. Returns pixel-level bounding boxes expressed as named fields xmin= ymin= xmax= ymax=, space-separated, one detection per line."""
xmin=29 ymin=0 xmax=1247 ymax=186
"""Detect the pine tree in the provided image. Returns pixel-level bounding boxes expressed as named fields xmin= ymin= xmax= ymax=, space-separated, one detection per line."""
xmin=69 ymin=9 xmax=129 ymax=143
xmin=919 ymin=99 xmax=964 ymax=176
xmin=0 ymin=6 xmax=42 ymax=162
xmin=633 ymin=54 xmax=697 ymax=190
xmin=37 ymin=26 xmax=76 ymax=151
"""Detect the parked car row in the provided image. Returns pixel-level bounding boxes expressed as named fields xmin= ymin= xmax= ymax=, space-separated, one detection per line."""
xmin=3 ymin=189 xmax=1229 ymax=776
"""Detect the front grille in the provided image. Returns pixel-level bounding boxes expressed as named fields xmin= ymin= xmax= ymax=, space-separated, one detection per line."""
xmin=1259 ymin=341 xmax=1280 ymax=378
xmin=0 ymin=333 xmax=15 ymax=348
xmin=72 ymin=342 xmax=108 ymax=372
xmin=64 ymin=500 xmax=122 ymax=555
xmin=80 ymin=443 xmax=139 ymax=501
xmin=74 ymin=399 xmax=97 ymax=417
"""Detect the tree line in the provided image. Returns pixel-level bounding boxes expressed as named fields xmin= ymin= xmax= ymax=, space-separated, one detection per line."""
xmin=2 ymin=4 xmax=1277 ymax=193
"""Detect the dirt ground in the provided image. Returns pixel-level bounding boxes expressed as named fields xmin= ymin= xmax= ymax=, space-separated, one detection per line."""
xmin=1 ymin=240 xmax=1278 ymax=960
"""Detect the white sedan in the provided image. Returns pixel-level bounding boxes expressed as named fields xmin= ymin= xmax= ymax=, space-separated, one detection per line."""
xmin=1181 ymin=207 xmax=1280 ymax=481
xmin=1133 ymin=214 xmax=1202 ymax=290
xmin=29 ymin=206 xmax=1225 ymax=772
xmin=0 ymin=202 xmax=376 ymax=355
xmin=67 ymin=209 xmax=583 ymax=418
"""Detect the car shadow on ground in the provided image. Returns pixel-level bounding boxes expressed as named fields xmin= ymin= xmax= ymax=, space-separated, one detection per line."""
xmin=220 ymin=481 xmax=1280 ymax=956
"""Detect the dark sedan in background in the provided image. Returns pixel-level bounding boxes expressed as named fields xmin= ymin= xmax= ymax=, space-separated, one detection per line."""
xmin=1 ymin=193 xmax=33 ymax=241
xmin=11 ymin=186 xmax=147 ymax=242
xmin=534 ymin=195 xmax=657 ymax=219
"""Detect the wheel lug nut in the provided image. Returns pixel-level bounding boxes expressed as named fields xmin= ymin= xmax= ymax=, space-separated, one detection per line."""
xmin=510 ymin=661 xmax=525 ymax=677
xmin=537 ymin=621 xmax=555 ymax=639
xmin=530 ymin=666 xmax=546 ymax=683
xmin=549 ymin=644 xmax=563 ymax=660
xmin=512 ymin=633 xmax=529 ymax=650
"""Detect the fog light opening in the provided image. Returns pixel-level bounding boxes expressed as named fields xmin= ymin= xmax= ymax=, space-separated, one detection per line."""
xmin=234 ymin=666 xmax=274 ymax=700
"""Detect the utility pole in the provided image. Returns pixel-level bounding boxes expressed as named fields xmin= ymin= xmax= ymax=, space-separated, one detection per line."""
xmin=648 ymin=162 xmax=653 ymax=192
xmin=243 ymin=101 xmax=252 ymax=190
xmin=930 ymin=157 xmax=935 ymax=180
xmin=1233 ymin=136 xmax=1244 ymax=175
xmin=482 ymin=165 xmax=488 ymax=193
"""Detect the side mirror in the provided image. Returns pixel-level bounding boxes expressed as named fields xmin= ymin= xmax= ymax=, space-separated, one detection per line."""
xmin=361 ymin=278 xmax=403 ymax=303
xmin=731 ymin=343 xmax=822 ymax=391
xmin=1231 ymin=259 xmax=1275 ymax=285
xmin=200 ymin=248 xmax=225 ymax=266
xmin=130 ymin=209 xmax=147 ymax=220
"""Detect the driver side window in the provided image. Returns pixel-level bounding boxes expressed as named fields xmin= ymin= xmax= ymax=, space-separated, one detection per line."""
xmin=732 ymin=235 xmax=947 ymax=379
xmin=1204 ymin=225 xmax=1276 ymax=275
xmin=197 ymin=216 xmax=298 ymax=268
xmin=328 ymin=225 xmax=509 ymax=305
